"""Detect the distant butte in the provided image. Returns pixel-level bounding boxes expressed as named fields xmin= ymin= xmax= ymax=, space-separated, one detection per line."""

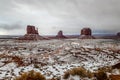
xmin=79 ymin=28 xmax=95 ymax=39
xmin=18 ymin=25 xmax=47 ymax=40
xmin=27 ymin=25 xmax=38 ymax=35
xmin=117 ymin=32 xmax=120 ymax=37
xmin=55 ymin=30 xmax=67 ymax=39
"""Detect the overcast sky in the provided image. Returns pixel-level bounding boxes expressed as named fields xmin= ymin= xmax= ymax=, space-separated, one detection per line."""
xmin=0 ymin=0 xmax=120 ymax=35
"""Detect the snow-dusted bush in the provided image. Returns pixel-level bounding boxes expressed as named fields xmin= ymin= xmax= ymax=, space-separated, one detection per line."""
xmin=94 ymin=69 xmax=108 ymax=80
xmin=63 ymin=67 xmax=93 ymax=79
xmin=14 ymin=70 xmax=46 ymax=80
xmin=98 ymin=66 xmax=112 ymax=73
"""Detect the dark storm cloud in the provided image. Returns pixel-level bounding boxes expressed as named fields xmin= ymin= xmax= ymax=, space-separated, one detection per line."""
xmin=0 ymin=23 xmax=23 ymax=30
xmin=0 ymin=0 xmax=120 ymax=35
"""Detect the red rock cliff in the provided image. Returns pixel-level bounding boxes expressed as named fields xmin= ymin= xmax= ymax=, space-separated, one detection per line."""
xmin=27 ymin=25 xmax=38 ymax=34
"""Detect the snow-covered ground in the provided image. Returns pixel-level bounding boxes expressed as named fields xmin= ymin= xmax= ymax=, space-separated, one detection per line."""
xmin=0 ymin=39 xmax=120 ymax=79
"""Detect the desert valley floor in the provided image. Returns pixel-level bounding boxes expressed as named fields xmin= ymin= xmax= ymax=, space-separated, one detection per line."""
xmin=0 ymin=39 xmax=120 ymax=80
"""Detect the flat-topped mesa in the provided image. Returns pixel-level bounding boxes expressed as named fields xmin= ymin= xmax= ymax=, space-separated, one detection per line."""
xmin=81 ymin=28 xmax=91 ymax=35
xmin=18 ymin=25 xmax=47 ymax=40
xmin=79 ymin=28 xmax=95 ymax=39
xmin=27 ymin=25 xmax=38 ymax=34
xmin=56 ymin=30 xmax=67 ymax=39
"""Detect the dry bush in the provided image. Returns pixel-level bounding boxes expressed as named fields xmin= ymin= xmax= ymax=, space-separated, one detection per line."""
xmin=94 ymin=66 xmax=112 ymax=80
xmin=98 ymin=66 xmax=112 ymax=73
xmin=34 ymin=64 xmax=40 ymax=68
xmin=94 ymin=69 xmax=109 ymax=80
xmin=14 ymin=70 xmax=46 ymax=80
xmin=63 ymin=67 xmax=93 ymax=79
xmin=70 ymin=67 xmax=87 ymax=77
xmin=112 ymin=63 xmax=120 ymax=69
xmin=63 ymin=71 xmax=70 ymax=79
xmin=49 ymin=77 xmax=60 ymax=80
xmin=109 ymin=75 xmax=120 ymax=80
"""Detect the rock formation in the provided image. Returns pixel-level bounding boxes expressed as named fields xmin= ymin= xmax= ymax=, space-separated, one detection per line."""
xmin=27 ymin=25 xmax=38 ymax=34
xmin=117 ymin=32 xmax=120 ymax=36
xmin=79 ymin=28 xmax=95 ymax=39
xmin=81 ymin=28 xmax=91 ymax=35
xmin=18 ymin=25 xmax=47 ymax=40
xmin=56 ymin=30 xmax=67 ymax=39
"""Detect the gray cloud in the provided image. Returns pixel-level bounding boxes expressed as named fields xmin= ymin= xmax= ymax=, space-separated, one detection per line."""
xmin=0 ymin=0 xmax=120 ymax=35
xmin=0 ymin=23 xmax=23 ymax=30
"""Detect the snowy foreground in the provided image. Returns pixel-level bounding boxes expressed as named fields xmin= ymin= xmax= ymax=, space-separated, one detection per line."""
xmin=0 ymin=39 xmax=120 ymax=80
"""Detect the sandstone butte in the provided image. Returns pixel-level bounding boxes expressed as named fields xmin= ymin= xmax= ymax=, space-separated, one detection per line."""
xmin=79 ymin=28 xmax=95 ymax=39
xmin=55 ymin=30 xmax=67 ymax=39
xmin=18 ymin=25 xmax=47 ymax=40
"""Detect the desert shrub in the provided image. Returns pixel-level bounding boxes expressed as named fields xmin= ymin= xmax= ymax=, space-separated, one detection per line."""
xmin=70 ymin=67 xmax=87 ymax=77
xmin=112 ymin=62 xmax=120 ymax=69
xmin=63 ymin=67 xmax=93 ymax=79
xmin=14 ymin=70 xmax=46 ymax=80
xmin=98 ymin=66 xmax=112 ymax=73
xmin=109 ymin=75 xmax=120 ymax=80
xmin=49 ymin=77 xmax=60 ymax=80
xmin=63 ymin=71 xmax=70 ymax=79
xmin=87 ymin=70 xmax=94 ymax=78
xmin=34 ymin=64 xmax=40 ymax=68
xmin=94 ymin=69 xmax=108 ymax=80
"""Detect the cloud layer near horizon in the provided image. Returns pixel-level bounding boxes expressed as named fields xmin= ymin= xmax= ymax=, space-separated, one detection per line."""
xmin=0 ymin=0 xmax=120 ymax=35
